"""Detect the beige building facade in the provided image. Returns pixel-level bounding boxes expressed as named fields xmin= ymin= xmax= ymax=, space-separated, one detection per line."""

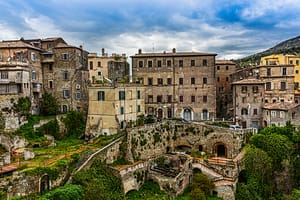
xmin=131 ymin=48 xmax=216 ymax=121
xmin=86 ymin=83 xmax=145 ymax=136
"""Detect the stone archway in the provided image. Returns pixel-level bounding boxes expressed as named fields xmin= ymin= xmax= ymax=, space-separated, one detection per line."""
xmin=183 ymin=108 xmax=192 ymax=121
xmin=40 ymin=174 xmax=50 ymax=194
xmin=214 ymin=143 xmax=227 ymax=157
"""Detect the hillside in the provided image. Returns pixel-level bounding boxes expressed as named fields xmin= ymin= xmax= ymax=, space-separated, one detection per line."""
xmin=236 ymin=35 xmax=300 ymax=65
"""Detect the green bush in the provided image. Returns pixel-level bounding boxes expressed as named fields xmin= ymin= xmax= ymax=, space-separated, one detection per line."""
xmin=40 ymin=184 xmax=83 ymax=200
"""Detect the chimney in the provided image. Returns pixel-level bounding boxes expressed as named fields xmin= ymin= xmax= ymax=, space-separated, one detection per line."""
xmin=172 ymin=48 xmax=176 ymax=53
xmin=138 ymin=49 xmax=142 ymax=54
xmin=102 ymin=48 xmax=105 ymax=56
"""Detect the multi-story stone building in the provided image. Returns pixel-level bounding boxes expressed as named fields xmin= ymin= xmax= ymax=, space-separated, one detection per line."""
xmin=232 ymin=78 xmax=265 ymax=128
xmin=86 ymin=83 xmax=145 ymax=136
xmin=88 ymin=48 xmax=127 ymax=83
xmin=39 ymin=38 xmax=89 ymax=113
xmin=262 ymin=102 xmax=300 ymax=126
xmin=260 ymin=54 xmax=300 ymax=102
xmin=131 ymin=48 xmax=217 ymax=121
xmin=215 ymin=60 xmax=236 ymax=118
xmin=0 ymin=39 xmax=43 ymax=116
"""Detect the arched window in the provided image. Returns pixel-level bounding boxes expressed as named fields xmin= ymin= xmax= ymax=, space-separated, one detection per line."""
xmin=241 ymin=108 xmax=248 ymax=115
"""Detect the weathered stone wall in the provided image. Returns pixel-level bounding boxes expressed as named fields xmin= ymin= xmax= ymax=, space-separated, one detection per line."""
xmin=126 ymin=121 xmax=245 ymax=161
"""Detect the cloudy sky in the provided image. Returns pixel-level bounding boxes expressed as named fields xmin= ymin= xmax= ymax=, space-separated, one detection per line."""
xmin=0 ymin=0 xmax=300 ymax=59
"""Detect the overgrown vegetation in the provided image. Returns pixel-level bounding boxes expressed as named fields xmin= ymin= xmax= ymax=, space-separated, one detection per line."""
xmin=39 ymin=92 xmax=59 ymax=116
xmin=235 ymin=122 xmax=300 ymax=199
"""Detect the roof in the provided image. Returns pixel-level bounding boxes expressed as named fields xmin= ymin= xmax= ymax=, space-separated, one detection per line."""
xmin=263 ymin=102 xmax=300 ymax=111
xmin=131 ymin=51 xmax=217 ymax=58
xmin=216 ymin=60 xmax=236 ymax=65
xmin=232 ymin=78 xmax=265 ymax=85
xmin=42 ymin=37 xmax=65 ymax=42
xmin=54 ymin=42 xmax=78 ymax=49
xmin=0 ymin=40 xmax=42 ymax=51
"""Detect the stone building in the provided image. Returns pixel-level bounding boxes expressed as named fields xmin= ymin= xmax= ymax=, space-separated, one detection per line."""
xmin=131 ymin=48 xmax=217 ymax=121
xmin=38 ymin=38 xmax=89 ymax=113
xmin=232 ymin=78 xmax=265 ymax=128
xmin=88 ymin=48 xmax=127 ymax=83
xmin=215 ymin=60 xmax=236 ymax=118
xmin=86 ymin=83 xmax=145 ymax=136
xmin=262 ymin=102 xmax=300 ymax=126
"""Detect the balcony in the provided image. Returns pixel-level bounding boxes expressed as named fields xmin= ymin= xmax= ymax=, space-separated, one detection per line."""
xmin=32 ymin=83 xmax=41 ymax=93
xmin=41 ymin=53 xmax=54 ymax=63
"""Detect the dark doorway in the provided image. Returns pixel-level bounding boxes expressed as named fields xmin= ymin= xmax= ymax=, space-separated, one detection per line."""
xmin=199 ymin=145 xmax=203 ymax=152
xmin=183 ymin=109 xmax=192 ymax=121
xmin=157 ymin=109 xmax=163 ymax=118
xmin=215 ymin=144 xmax=227 ymax=157
xmin=40 ymin=175 xmax=50 ymax=194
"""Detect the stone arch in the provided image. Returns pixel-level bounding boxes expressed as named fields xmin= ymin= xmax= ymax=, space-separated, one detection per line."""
xmin=125 ymin=189 xmax=138 ymax=195
xmin=157 ymin=108 xmax=163 ymax=118
xmin=214 ymin=142 xmax=227 ymax=157
xmin=192 ymin=168 xmax=202 ymax=174
xmin=39 ymin=174 xmax=50 ymax=194
xmin=182 ymin=107 xmax=193 ymax=121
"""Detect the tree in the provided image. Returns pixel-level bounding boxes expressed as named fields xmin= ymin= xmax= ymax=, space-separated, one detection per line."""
xmin=40 ymin=92 xmax=59 ymax=116
xmin=13 ymin=97 xmax=31 ymax=118
xmin=189 ymin=187 xmax=206 ymax=200
xmin=40 ymin=184 xmax=83 ymax=200
xmin=62 ymin=110 xmax=85 ymax=138
xmin=191 ymin=173 xmax=215 ymax=196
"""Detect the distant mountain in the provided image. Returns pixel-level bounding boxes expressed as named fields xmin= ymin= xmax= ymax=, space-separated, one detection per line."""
xmin=236 ymin=35 xmax=300 ymax=65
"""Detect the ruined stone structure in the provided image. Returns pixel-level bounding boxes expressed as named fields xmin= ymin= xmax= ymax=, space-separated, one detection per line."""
xmin=131 ymin=48 xmax=217 ymax=121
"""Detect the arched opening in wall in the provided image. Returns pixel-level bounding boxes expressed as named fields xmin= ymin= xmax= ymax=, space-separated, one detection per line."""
xmin=166 ymin=146 xmax=171 ymax=153
xmin=198 ymin=145 xmax=203 ymax=152
xmin=125 ymin=189 xmax=138 ymax=196
xmin=214 ymin=143 xmax=227 ymax=157
xmin=183 ymin=108 xmax=192 ymax=121
xmin=193 ymin=168 xmax=202 ymax=174
xmin=157 ymin=108 xmax=163 ymax=119
xmin=40 ymin=174 xmax=50 ymax=194
xmin=175 ymin=145 xmax=192 ymax=154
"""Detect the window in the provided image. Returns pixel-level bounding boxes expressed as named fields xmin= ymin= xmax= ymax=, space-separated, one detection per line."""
xmin=253 ymin=86 xmax=259 ymax=93
xmin=266 ymin=82 xmax=271 ymax=91
xmin=280 ymin=111 xmax=284 ymax=118
xmin=63 ymin=89 xmax=70 ymax=99
xmin=61 ymin=53 xmax=69 ymax=60
xmin=191 ymin=95 xmax=195 ymax=103
xmin=267 ymin=68 xmax=271 ymax=76
xmin=137 ymin=90 xmax=141 ymax=99
xmin=148 ymin=60 xmax=152 ymax=68
xmin=167 ymin=78 xmax=172 ymax=85
xmin=119 ymin=91 xmax=125 ymax=100
xmin=203 ymin=95 xmax=207 ymax=103
xmin=89 ymin=61 xmax=93 ymax=70
xmin=98 ymin=91 xmax=105 ymax=101
xmin=271 ymin=111 xmax=276 ymax=117
xmin=157 ymin=78 xmax=163 ymax=85
xmin=217 ymin=77 xmax=220 ymax=82
xmin=97 ymin=61 xmax=101 ymax=67
xmin=62 ymin=105 xmax=68 ymax=113
xmin=226 ymin=77 xmax=229 ymax=81
xmin=216 ymin=66 xmax=220 ymax=70
xmin=120 ymin=107 xmax=124 ymax=114
xmin=138 ymin=61 xmax=143 ymax=68
xmin=167 ymin=95 xmax=172 ymax=103
xmin=148 ymin=78 xmax=153 ymax=85
xmin=241 ymin=108 xmax=248 ymax=115
xmin=49 ymin=80 xmax=53 ymax=89
xmin=62 ymin=71 xmax=69 ymax=80
xmin=167 ymin=60 xmax=171 ymax=67
xmin=295 ymin=82 xmax=299 ymax=89
xmin=98 ymin=71 xmax=102 ymax=76
xmin=179 ymin=60 xmax=183 ymax=67
xmin=191 ymin=77 xmax=195 ymax=85
xmin=289 ymin=60 xmax=293 ymax=64
xmin=32 ymin=71 xmax=36 ymax=80
xmin=219 ymin=87 xmax=224 ymax=93
xmin=157 ymin=60 xmax=162 ymax=67
xmin=203 ymin=77 xmax=207 ymax=84
xmin=226 ymin=66 xmax=228 ymax=70
xmin=0 ymin=53 xmax=2 ymax=61
xmin=282 ymin=67 xmax=287 ymax=75
xmin=241 ymin=86 xmax=247 ymax=93
xmin=75 ymin=92 xmax=81 ymax=100
xmin=31 ymin=52 xmax=36 ymax=61
xmin=296 ymin=70 xmax=299 ymax=74
xmin=253 ymin=108 xmax=258 ymax=115
xmin=203 ymin=59 xmax=207 ymax=66
xmin=242 ymin=97 xmax=246 ymax=103
xmin=137 ymin=105 xmax=141 ymax=112
xmin=296 ymin=60 xmax=299 ymax=65
xmin=179 ymin=78 xmax=183 ymax=85
xmin=157 ymin=95 xmax=162 ymax=103
xmin=280 ymin=82 xmax=286 ymax=90
xmin=49 ymin=64 xmax=53 ymax=71
xmin=0 ymin=71 xmax=8 ymax=79
xmin=191 ymin=60 xmax=195 ymax=66
xmin=148 ymin=95 xmax=153 ymax=103
xmin=179 ymin=95 xmax=183 ymax=102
